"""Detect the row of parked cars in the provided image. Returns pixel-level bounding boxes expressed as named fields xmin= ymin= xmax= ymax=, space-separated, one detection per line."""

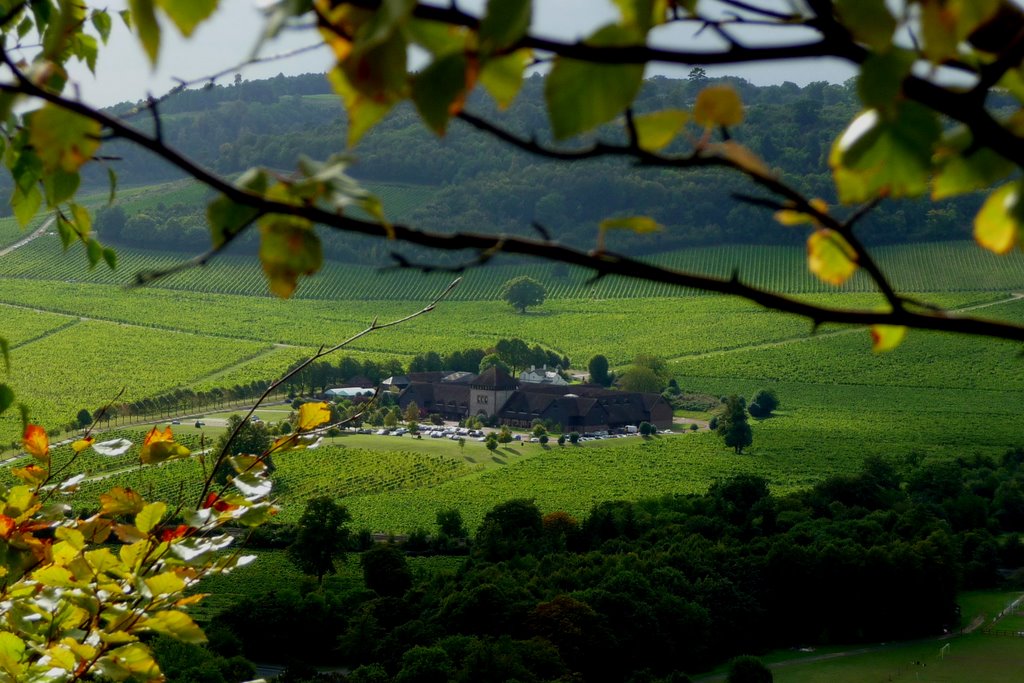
xmin=348 ymin=425 xmax=487 ymax=440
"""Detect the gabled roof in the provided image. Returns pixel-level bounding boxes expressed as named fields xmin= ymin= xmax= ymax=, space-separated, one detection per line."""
xmin=472 ymin=365 xmax=517 ymax=390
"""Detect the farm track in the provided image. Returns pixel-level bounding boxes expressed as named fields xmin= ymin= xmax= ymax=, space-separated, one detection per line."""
xmin=0 ymin=217 xmax=52 ymax=257
xmin=667 ymin=292 xmax=1024 ymax=363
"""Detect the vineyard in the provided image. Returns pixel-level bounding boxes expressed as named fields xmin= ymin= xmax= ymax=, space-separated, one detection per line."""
xmin=0 ymin=320 xmax=271 ymax=445
xmin=4 ymin=231 xmax=1024 ymax=302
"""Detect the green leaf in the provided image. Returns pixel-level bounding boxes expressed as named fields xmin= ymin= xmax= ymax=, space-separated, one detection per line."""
xmin=127 ymin=0 xmax=161 ymax=65
xmin=829 ymin=104 xmax=941 ymax=203
xmin=92 ymin=9 xmax=112 ymax=43
xmin=932 ymin=127 xmax=1015 ymax=200
xmin=259 ymin=217 xmax=323 ymax=298
xmin=107 ymin=167 xmax=118 ymax=205
xmin=857 ymin=49 xmax=914 ymax=109
xmin=11 ymin=184 xmax=42 ymax=227
xmin=921 ymin=0 xmax=1000 ymax=62
xmin=29 ymin=104 xmax=102 ymax=173
xmin=545 ymin=24 xmax=644 ymax=139
xmin=833 ymin=0 xmax=896 ymax=51
xmin=102 ymin=247 xmax=118 ymax=270
xmin=479 ymin=0 xmax=531 ymax=53
xmin=135 ymin=501 xmax=167 ymax=534
xmin=207 ymin=196 xmax=260 ymax=248
xmin=633 ymin=109 xmax=689 ymax=151
xmin=0 ymin=385 xmax=13 ymax=416
xmin=405 ymin=18 xmax=469 ymax=57
xmin=412 ymin=52 xmax=471 ymax=134
xmin=86 ymin=238 xmax=102 ymax=269
xmin=973 ymin=182 xmax=1023 ymax=254
xmin=145 ymin=611 xmax=206 ymax=643
xmin=71 ymin=203 xmax=92 ymax=238
xmin=480 ymin=50 xmax=529 ymax=109
xmin=155 ymin=0 xmax=218 ymax=37
xmin=328 ymin=66 xmax=395 ymax=146
xmin=56 ymin=215 xmax=75 ymax=250
xmin=43 ymin=168 xmax=80 ymax=206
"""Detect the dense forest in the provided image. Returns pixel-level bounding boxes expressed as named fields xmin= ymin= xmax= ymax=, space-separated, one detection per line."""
xmin=78 ymin=72 xmax=1000 ymax=262
xmin=164 ymin=450 xmax=1024 ymax=683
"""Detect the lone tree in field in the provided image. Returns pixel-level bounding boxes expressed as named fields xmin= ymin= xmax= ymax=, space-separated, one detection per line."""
xmin=717 ymin=395 xmax=753 ymax=454
xmin=748 ymin=389 xmax=780 ymax=418
xmin=500 ymin=276 xmax=546 ymax=314
xmin=287 ymin=496 xmax=352 ymax=585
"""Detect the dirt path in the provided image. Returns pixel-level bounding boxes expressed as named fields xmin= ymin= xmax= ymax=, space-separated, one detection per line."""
xmin=0 ymin=217 xmax=53 ymax=257
xmin=669 ymin=292 xmax=1024 ymax=362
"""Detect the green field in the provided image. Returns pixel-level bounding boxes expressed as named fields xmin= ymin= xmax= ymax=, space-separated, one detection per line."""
xmin=767 ymin=633 xmax=1024 ymax=683
xmin=0 ymin=238 xmax=1022 ymax=533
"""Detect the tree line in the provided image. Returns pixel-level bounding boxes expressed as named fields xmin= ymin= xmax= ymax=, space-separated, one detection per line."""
xmin=182 ymin=448 xmax=1024 ymax=683
xmin=83 ymin=72 xmax=996 ymax=261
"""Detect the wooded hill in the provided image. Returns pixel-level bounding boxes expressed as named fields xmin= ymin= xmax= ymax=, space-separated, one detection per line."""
xmin=76 ymin=72 xmax=1001 ymax=261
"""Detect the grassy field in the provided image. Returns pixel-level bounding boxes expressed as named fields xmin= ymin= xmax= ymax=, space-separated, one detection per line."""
xmin=765 ymin=633 xmax=1024 ymax=683
xmin=0 ymin=236 xmax=1021 ymax=532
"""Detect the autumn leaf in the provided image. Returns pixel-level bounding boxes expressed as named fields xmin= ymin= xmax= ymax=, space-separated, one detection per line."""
xmin=99 ymin=487 xmax=145 ymax=516
xmin=807 ymin=229 xmax=858 ymax=285
xmin=72 ymin=437 xmax=94 ymax=453
xmin=871 ymin=324 xmax=908 ymax=352
xmin=297 ymin=402 xmax=332 ymax=431
xmin=22 ymin=424 xmax=49 ymax=461
xmin=694 ymin=85 xmax=744 ymax=127
xmin=140 ymin=426 xmax=190 ymax=464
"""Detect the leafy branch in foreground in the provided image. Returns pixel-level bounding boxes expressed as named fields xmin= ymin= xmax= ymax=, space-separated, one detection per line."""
xmin=0 ymin=280 xmax=456 ymax=681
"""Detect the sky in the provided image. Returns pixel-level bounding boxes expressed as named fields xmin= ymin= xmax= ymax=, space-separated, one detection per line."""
xmin=66 ymin=0 xmax=856 ymax=107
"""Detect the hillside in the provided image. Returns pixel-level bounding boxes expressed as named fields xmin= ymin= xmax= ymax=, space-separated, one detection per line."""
xmin=19 ymin=72 xmax=999 ymax=262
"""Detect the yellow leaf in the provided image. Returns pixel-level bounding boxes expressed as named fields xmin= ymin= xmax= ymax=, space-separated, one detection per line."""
xmin=974 ymin=183 xmax=1021 ymax=254
xmin=297 ymin=402 xmax=332 ymax=431
xmin=100 ymin=487 xmax=145 ymax=516
xmin=807 ymin=229 xmax=858 ymax=285
xmin=144 ymin=611 xmax=206 ymax=644
xmin=61 ymin=638 xmax=97 ymax=663
xmin=11 ymin=465 xmax=46 ymax=487
xmin=135 ymin=501 xmax=166 ymax=534
xmin=140 ymin=425 xmax=190 ymax=464
xmin=22 ymin=424 xmax=49 ymax=460
xmin=710 ymin=140 xmax=769 ymax=176
xmin=634 ymin=109 xmax=689 ymax=151
xmin=144 ymin=570 xmax=186 ymax=596
xmin=871 ymin=324 xmax=907 ymax=352
xmin=99 ymin=642 xmax=161 ymax=681
xmin=598 ymin=216 xmax=663 ymax=233
xmin=72 ymin=436 xmax=94 ymax=453
xmin=45 ymin=644 xmax=77 ymax=672
xmin=774 ymin=198 xmax=830 ymax=226
xmin=55 ymin=526 xmax=85 ymax=551
xmin=31 ymin=565 xmax=76 ymax=587
xmin=693 ymin=85 xmax=743 ymax=127
xmin=0 ymin=632 xmax=26 ymax=679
